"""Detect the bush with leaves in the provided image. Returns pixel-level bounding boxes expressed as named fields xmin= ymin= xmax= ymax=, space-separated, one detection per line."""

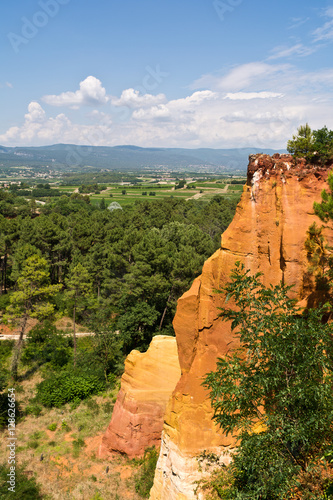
xmin=204 ymin=263 xmax=333 ymax=499
xmin=21 ymin=321 xmax=72 ymax=369
xmin=0 ymin=392 xmax=21 ymax=430
xmin=134 ymin=447 xmax=159 ymax=498
xmin=0 ymin=463 xmax=44 ymax=499
xmin=36 ymin=370 xmax=105 ymax=408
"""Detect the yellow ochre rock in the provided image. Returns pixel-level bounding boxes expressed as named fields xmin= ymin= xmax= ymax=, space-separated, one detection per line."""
xmin=99 ymin=335 xmax=181 ymax=459
xmin=150 ymin=154 xmax=333 ymax=499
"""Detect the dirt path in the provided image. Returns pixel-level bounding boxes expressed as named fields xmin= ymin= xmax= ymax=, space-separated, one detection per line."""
xmin=186 ymin=184 xmax=229 ymax=200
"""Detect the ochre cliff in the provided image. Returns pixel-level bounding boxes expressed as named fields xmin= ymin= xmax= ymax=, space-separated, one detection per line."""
xmin=99 ymin=335 xmax=181 ymax=459
xmin=150 ymin=154 xmax=333 ymax=499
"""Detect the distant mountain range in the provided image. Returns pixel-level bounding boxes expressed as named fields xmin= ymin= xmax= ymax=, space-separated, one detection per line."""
xmin=0 ymin=144 xmax=285 ymax=173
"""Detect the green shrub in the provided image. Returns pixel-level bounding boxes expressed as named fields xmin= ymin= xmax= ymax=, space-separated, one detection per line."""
xmin=0 ymin=371 xmax=8 ymax=392
xmin=37 ymin=371 xmax=105 ymax=408
xmin=0 ymin=293 xmax=11 ymax=312
xmin=134 ymin=447 xmax=159 ymax=498
xmin=27 ymin=440 xmax=39 ymax=449
xmin=0 ymin=463 xmax=44 ymax=499
xmin=102 ymin=401 xmax=113 ymax=414
xmin=85 ymin=399 xmax=100 ymax=415
xmin=21 ymin=321 xmax=72 ymax=368
xmin=61 ymin=420 xmax=71 ymax=432
xmin=47 ymin=423 xmax=57 ymax=431
xmin=0 ymin=392 xmax=21 ymax=430
xmin=25 ymin=403 xmax=42 ymax=417
xmin=0 ymin=340 xmax=14 ymax=364
xmin=72 ymin=437 xmax=86 ymax=457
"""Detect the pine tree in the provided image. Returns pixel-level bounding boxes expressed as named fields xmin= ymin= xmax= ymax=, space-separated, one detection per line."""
xmin=64 ymin=263 xmax=93 ymax=366
xmin=4 ymin=255 xmax=62 ymax=380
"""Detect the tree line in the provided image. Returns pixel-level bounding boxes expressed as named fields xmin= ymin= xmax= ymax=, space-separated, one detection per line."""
xmin=0 ymin=191 xmax=237 ymax=355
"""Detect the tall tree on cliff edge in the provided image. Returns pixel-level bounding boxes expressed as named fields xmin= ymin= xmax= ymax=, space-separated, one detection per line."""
xmin=287 ymin=123 xmax=314 ymax=161
xmin=4 ymin=255 xmax=62 ymax=380
xmin=287 ymin=124 xmax=333 ymax=164
xmin=203 ymin=263 xmax=333 ymax=499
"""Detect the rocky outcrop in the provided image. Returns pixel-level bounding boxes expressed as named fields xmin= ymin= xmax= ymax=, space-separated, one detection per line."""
xmin=150 ymin=154 xmax=333 ymax=499
xmin=99 ymin=335 xmax=181 ymax=459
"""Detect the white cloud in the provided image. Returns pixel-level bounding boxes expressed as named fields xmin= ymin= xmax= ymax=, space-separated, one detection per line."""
xmin=192 ymin=62 xmax=289 ymax=92
xmin=268 ymin=43 xmax=315 ymax=60
xmin=0 ymin=82 xmax=13 ymax=89
xmin=112 ymin=88 xmax=166 ymax=108
xmin=1 ymin=63 xmax=333 ymax=150
xmin=224 ymin=92 xmax=284 ymax=100
xmin=42 ymin=76 xmax=109 ymax=108
xmin=0 ymin=101 xmax=113 ymax=147
xmin=287 ymin=17 xmax=310 ymax=30
xmin=312 ymin=7 xmax=333 ymax=42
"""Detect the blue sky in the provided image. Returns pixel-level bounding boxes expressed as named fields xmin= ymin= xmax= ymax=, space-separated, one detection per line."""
xmin=0 ymin=0 xmax=333 ymax=149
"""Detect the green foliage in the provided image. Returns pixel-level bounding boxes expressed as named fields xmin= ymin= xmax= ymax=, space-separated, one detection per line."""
xmin=91 ymin=327 xmax=124 ymax=381
xmin=0 ymin=293 xmax=11 ymax=311
xmin=314 ymin=172 xmax=333 ymax=223
xmin=134 ymin=447 xmax=159 ymax=498
xmin=72 ymin=437 xmax=86 ymax=457
xmin=0 ymin=391 xmax=21 ymax=430
xmin=0 ymin=463 xmax=44 ymax=499
xmin=36 ymin=371 xmax=105 ymax=407
xmin=21 ymin=321 xmax=72 ymax=368
xmin=5 ymin=254 xmax=62 ymax=379
xmin=313 ymin=126 xmax=333 ymax=164
xmin=24 ymin=402 xmax=42 ymax=417
xmin=47 ymin=423 xmax=57 ymax=431
xmin=1 ymin=195 xmax=237 ymax=355
xmin=0 ymin=340 xmax=14 ymax=364
xmin=287 ymin=124 xmax=333 ymax=164
xmin=5 ymin=255 xmax=62 ymax=322
xmin=78 ymin=183 xmax=99 ymax=194
xmin=287 ymin=123 xmax=314 ymax=161
xmin=305 ymin=173 xmax=333 ymax=305
xmin=175 ymin=179 xmax=186 ymax=189
xmin=204 ymin=263 xmax=333 ymax=499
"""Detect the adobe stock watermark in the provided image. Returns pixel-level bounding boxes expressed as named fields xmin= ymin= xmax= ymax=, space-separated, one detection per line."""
xmin=7 ymin=388 xmax=16 ymax=493
xmin=8 ymin=0 xmax=70 ymax=54
xmin=213 ymin=0 xmax=243 ymax=22
xmin=65 ymin=64 xmax=169 ymax=167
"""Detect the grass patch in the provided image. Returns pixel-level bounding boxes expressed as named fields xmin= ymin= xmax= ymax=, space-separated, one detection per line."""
xmin=133 ymin=447 xmax=159 ymax=498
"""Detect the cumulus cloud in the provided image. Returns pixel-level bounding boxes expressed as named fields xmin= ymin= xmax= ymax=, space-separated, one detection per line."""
xmin=0 ymin=101 xmax=113 ymax=147
xmin=111 ymin=88 xmax=166 ymax=108
xmin=1 ymin=62 xmax=333 ymax=150
xmin=42 ymin=76 xmax=109 ymax=108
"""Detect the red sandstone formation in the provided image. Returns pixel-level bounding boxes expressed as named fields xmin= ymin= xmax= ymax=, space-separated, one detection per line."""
xmin=99 ymin=335 xmax=181 ymax=459
xmin=150 ymin=154 xmax=333 ymax=499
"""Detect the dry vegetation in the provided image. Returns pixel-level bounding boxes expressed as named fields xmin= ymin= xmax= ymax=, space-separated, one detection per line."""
xmin=0 ymin=371 xmax=143 ymax=499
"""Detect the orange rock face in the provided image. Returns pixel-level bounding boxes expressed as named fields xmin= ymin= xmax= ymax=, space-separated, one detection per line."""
xmin=99 ymin=335 xmax=181 ymax=459
xmin=150 ymin=154 xmax=333 ymax=499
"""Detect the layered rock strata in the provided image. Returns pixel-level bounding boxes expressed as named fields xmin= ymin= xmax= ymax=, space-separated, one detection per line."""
xmin=150 ymin=154 xmax=333 ymax=499
xmin=99 ymin=335 xmax=181 ymax=459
